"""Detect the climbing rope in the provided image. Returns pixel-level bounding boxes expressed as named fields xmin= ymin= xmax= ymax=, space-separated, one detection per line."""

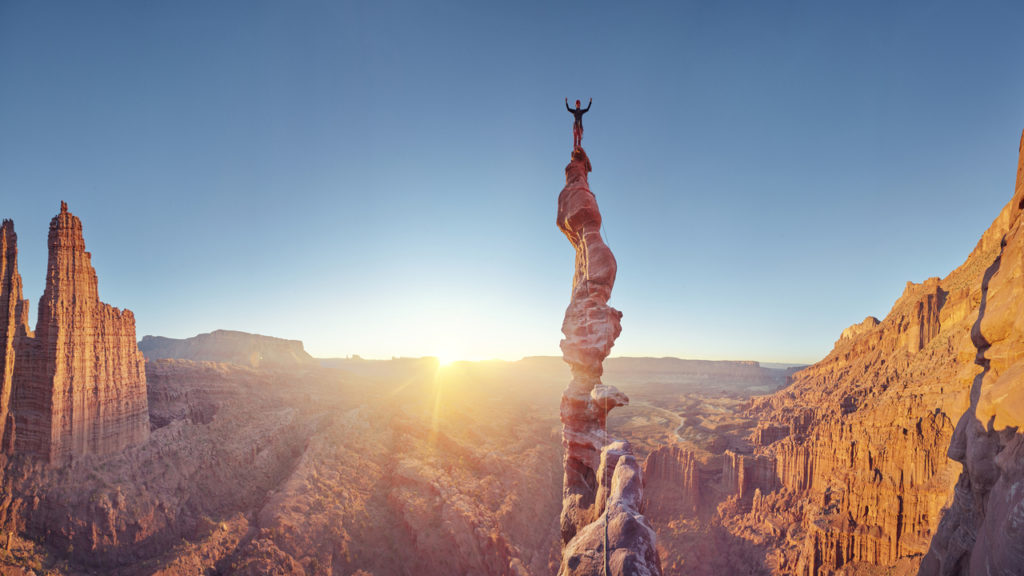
xmin=600 ymin=211 xmax=611 ymax=575
xmin=603 ymin=397 xmax=610 ymax=576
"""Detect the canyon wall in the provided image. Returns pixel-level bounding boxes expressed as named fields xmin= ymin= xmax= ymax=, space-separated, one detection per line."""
xmin=919 ymin=129 xmax=1024 ymax=575
xmin=721 ymin=450 xmax=777 ymax=502
xmin=556 ymin=146 xmax=661 ymax=575
xmin=643 ymin=445 xmax=701 ymax=515
xmin=3 ymin=203 xmax=148 ymax=462
xmin=720 ymin=132 xmax=1024 ymax=574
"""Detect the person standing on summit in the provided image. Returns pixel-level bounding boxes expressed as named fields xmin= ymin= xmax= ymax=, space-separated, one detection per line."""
xmin=566 ymin=98 xmax=591 ymax=148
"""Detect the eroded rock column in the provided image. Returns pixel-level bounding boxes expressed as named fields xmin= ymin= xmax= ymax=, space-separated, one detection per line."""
xmin=0 ymin=220 xmax=31 ymax=453
xmin=557 ymin=147 xmax=661 ymax=575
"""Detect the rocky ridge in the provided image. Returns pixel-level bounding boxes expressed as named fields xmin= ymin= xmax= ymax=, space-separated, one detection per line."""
xmin=556 ymin=146 xmax=661 ymax=575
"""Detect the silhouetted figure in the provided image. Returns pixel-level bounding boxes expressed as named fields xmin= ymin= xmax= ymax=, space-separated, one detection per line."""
xmin=566 ymin=98 xmax=591 ymax=148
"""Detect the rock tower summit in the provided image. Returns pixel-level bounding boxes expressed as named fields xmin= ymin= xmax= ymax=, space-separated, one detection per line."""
xmin=0 ymin=202 xmax=149 ymax=463
xmin=556 ymin=147 xmax=661 ymax=576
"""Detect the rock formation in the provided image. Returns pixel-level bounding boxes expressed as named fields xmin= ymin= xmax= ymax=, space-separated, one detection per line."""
xmin=731 ymin=265 xmax=976 ymax=574
xmin=919 ymin=128 xmax=1024 ymax=575
xmin=721 ymin=450 xmax=776 ymax=502
xmin=139 ymin=330 xmax=316 ymax=369
xmin=2 ymin=202 xmax=149 ymax=462
xmin=714 ymin=131 xmax=1024 ymax=575
xmin=643 ymin=445 xmax=701 ymax=515
xmin=0 ymin=220 xmax=31 ymax=453
xmin=836 ymin=316 xmax=879 ymax=346
xmin=556 ymin=146 xmax=661 ymax=575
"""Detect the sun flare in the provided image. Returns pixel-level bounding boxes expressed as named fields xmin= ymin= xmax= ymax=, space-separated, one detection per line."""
xmin=435 ymin=354 xmax=458 ymax=367
xmin=434 ymin=347 xmax=474 ymax=367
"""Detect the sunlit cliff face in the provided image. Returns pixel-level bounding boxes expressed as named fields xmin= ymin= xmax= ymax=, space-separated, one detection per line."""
xmin=953 ymin=133 xmax=1024 ymax=450
xmin=971 ymin=211 xmax=1024 ymax=433
xmin=929 ymin=133 xmax=1024 ymax=575
xmin=969 ymin=136 xmax=1024 ymax=433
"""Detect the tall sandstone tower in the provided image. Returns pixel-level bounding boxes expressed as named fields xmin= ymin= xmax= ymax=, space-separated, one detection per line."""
xmin=1 ymin=203 xmax=148 ymax=462
xmin=0 ymin=220 xmax=31 ymax=453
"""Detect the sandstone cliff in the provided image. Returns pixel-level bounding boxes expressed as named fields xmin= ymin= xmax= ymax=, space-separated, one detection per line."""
xmin=5 ymin=202 xmax=148 ymax=462
xmin=716 ymin=132 xmax=1024 ymax=575
xmin=139 ymin=330 xmax=315 ymax=369
xmin=919 ymin=129 xmax=1024 ymax=575
xmin=643 ymin=445 xmax=701 ymax=515
xmin=556 ymin=147 xmax=661 ymax=576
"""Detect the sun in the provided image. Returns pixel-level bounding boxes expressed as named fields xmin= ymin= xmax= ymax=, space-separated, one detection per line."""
xmin=435 ymin=352 xmax=459 ymax=367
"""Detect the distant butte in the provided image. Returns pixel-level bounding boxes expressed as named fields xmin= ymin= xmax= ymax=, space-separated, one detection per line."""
xmin=0 ymin=203 xmax=148 ymax=462
xmin=139 ymin=330 xmax=316 ymax=369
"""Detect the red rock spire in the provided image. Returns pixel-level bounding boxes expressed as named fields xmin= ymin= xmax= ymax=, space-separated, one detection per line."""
xmin=0 ymin=220 xmax=31 ymax=453
xmin=11 ymin=203 xmax=148 ymax=461
xmin=556 ymin=147 xmax=661 ymax=575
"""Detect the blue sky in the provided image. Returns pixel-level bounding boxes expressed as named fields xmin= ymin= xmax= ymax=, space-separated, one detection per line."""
xmin=1 ymin=1 xmax=1022 ymax=362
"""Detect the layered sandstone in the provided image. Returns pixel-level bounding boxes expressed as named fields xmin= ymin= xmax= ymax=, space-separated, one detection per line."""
xmin=556 ymin=146 xmax=661 ymax=575
xmin=8 ymin=202 xmax=148 ymax=461
xmin=732 ymin=268 xmax=979 ymax=574
xmin=721 ymin=450 xmax=777 ymax=502
xmin=643 ymin=445 xmax=701 ymax=515
xmin=719 ymin=134 xmax=1024 ymax=574
xmin=139 ymin=330 xmax=315 ymax=369
xmin=836 ymin=316 xmax=879 ymax=346
xmin=919 ymin=129 xmax=1024 ymax=575
xmin=0 ymin=221 xmax=31 ymax=454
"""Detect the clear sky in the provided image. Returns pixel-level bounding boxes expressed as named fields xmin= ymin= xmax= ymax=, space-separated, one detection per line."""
xmin=1 ymin=2 xmax=1022 ymax=363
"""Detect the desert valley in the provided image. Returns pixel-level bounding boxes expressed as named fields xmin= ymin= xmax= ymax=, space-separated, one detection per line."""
xmin=0 ymin=130 xmax=1020 ymax=575
xmin=3 ymin=3 xmax=1024 ymax=575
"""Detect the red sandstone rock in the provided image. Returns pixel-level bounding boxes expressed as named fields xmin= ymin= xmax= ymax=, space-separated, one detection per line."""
xmin=8 ymin=203 xmax=148 ymax=462
xmin=722 ymin=138 xmax=1024 ymax=574
xmin=733 ymin=273 xmax=976 ymax=573
xmin=643 ymin=445 xmax=701 ymax=515
xmin=919 ymin=129 xmax=1024 ymax=575
xmin=557 ymin=147 xmax=661 ymax=575
xmin=560 ymin=443 xmax=661 ymax=576
xmin=0 ymin=221 xmax=31 ymax=454
xmin=721 ymin=450 xmax=777 ymax=502
xmin=836 ymin=316 xmax=879 ymax=347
